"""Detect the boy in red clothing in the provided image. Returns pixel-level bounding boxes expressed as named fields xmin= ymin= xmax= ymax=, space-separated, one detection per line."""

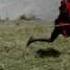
xmin=27 ymin=0 xmax=70 ymax=46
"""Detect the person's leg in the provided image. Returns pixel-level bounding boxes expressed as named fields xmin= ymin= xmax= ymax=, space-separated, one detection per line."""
xmin=48 ymin=27 xmax=60 ymax=42
xmin=27 ymin=27 xmax=60 ymax=46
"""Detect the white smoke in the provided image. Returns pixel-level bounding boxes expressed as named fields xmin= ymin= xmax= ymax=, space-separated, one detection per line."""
xmin=0 ymin=0 xmax=60 ymax=20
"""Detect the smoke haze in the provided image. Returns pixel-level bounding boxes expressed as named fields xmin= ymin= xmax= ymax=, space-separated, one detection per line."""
xmin=0 ymin=0 xmax=60 ymax=20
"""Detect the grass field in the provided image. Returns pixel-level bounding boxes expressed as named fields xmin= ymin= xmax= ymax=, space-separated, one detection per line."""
xmin=0 ymin=20 xmax=70 ymax=70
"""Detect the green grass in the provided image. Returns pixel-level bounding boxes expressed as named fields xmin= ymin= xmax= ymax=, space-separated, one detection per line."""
xmin=0 ymin=21 xmax=70 ymax=70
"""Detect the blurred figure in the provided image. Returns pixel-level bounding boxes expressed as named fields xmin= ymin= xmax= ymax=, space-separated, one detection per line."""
xmin=27 ymin=0 xmax=70 ymax=46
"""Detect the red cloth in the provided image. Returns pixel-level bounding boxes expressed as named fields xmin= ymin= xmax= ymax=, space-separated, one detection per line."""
xmin=66 ymin=2 xmax=70 ymax=13
xmin=58 ymin=22 xmax=70 ymax=37
xmin=57 ymin=0 xmax=70 ymax=37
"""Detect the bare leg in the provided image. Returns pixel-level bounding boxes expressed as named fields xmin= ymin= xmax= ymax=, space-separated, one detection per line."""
xmin=27 ymin=27 xmax=60 ymax=46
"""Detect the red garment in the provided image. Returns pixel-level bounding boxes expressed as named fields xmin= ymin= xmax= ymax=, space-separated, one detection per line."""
xmin=58 ymin=22 xmax=70 ymax=37
xmin=57 ymin=0 xmax=70 ymax=37
xmin=66 ymin=2 xmax=70 ymax=13
xmin=61 ymin=0 xmax=70 ymax=14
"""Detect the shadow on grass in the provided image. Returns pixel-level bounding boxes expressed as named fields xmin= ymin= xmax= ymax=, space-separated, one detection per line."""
xmin=0 ymin=66 xmax=4 ymax=70
xmin=35 ymin=48 xmax=61 ymax=58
